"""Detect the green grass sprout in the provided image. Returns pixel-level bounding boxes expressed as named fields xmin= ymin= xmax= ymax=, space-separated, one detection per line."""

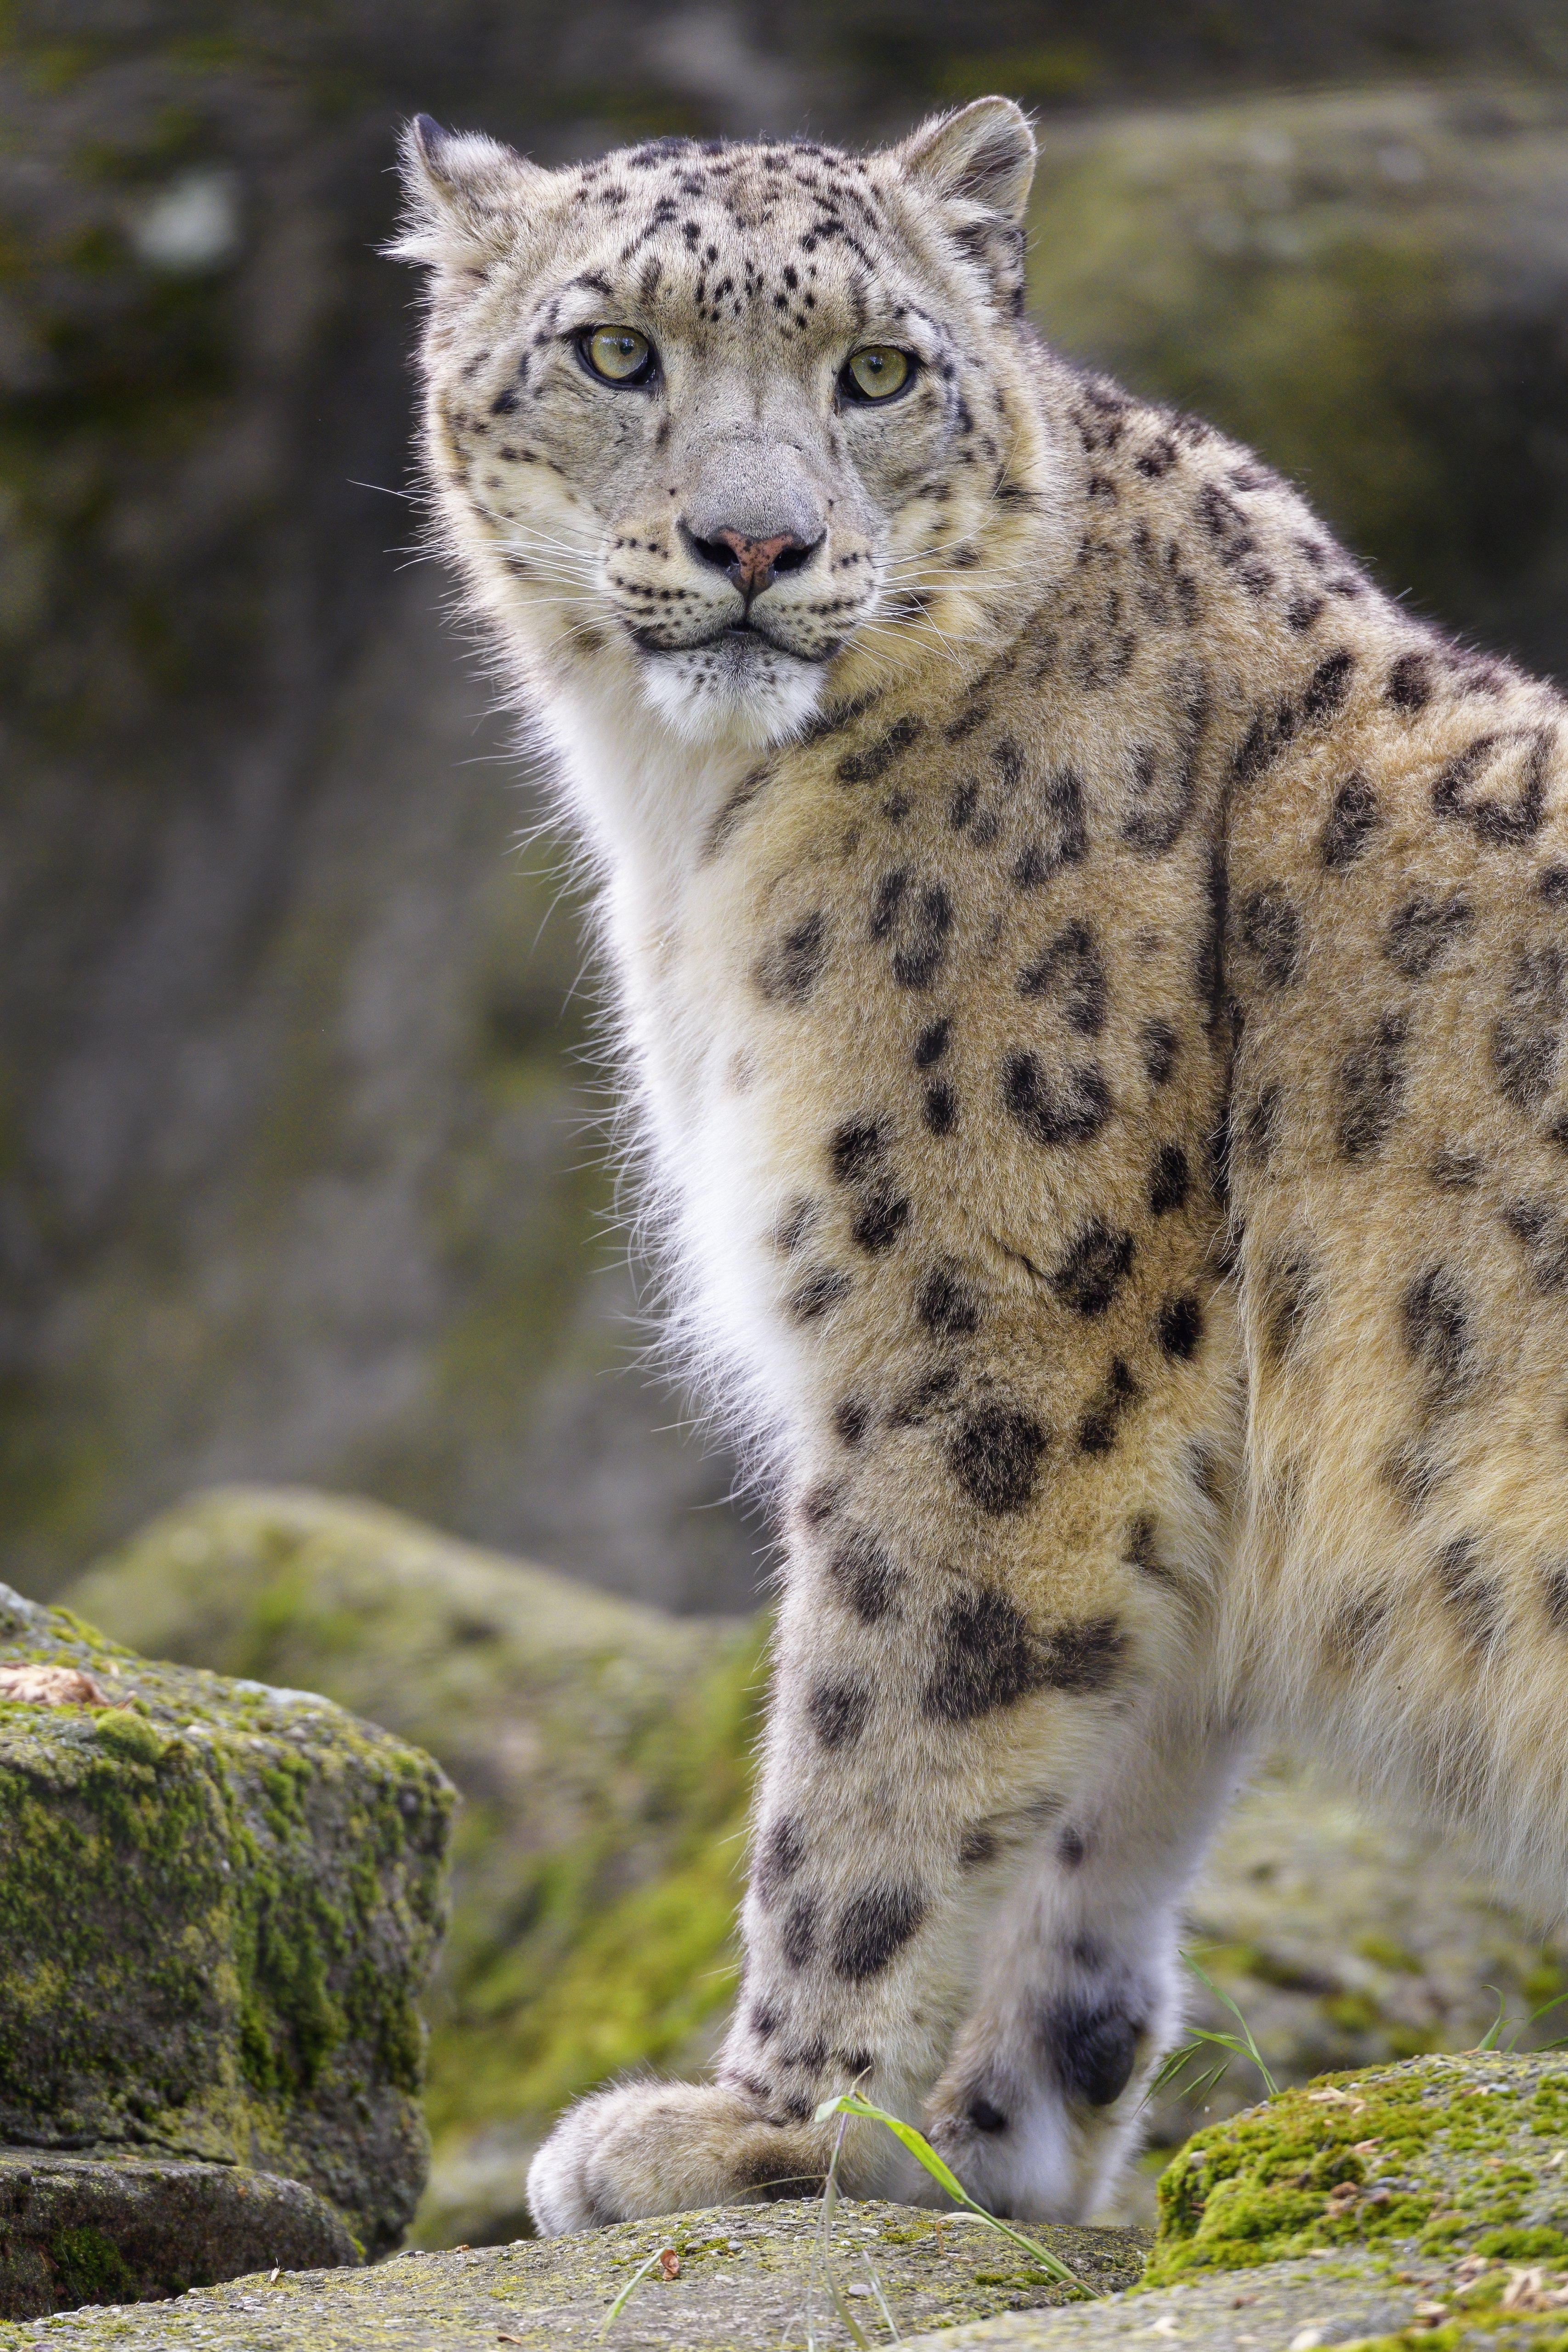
xmin=598 ymin=2242 xmax=670 ymax=2336
xmin=813 ymin=2092 xmax=1101 ymax=2300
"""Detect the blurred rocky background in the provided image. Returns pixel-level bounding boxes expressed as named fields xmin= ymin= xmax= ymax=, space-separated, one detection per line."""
xmin=11 ymin=0 xmax=1568 ymax=2257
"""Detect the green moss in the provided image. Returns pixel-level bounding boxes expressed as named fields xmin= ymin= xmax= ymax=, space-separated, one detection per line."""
xmin=47 ymin=2224 xmax=140 ymax=2308
xmin=1149 ymin=2057 xmax=1568 ymax=2287
xmin=0 ymin=1586 xmax=453 ymax=2253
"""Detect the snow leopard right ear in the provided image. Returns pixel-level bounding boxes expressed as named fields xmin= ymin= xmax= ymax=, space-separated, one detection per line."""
xmin=387 ymin=115 xmax=552 ymax=268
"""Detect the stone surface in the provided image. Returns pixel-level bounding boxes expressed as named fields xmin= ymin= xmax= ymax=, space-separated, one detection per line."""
xmin=62 ymin=1487 xmax=763 ymax=2250
xmin=0 ymin=1574 xmax=453 ymax=2260
xmin=0 ymin=2201 xmax=1146 ymax=2350
xmin=0 ymin=2149 xmax=357 ymax=2323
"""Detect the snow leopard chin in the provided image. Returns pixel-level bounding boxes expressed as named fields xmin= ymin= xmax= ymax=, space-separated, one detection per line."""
xmin=635 ymin=636 xmax=827 ymax=749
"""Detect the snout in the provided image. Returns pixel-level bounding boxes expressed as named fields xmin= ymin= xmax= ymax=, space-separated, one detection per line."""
xmin=681 ymin=523 xmax=823 ymax=603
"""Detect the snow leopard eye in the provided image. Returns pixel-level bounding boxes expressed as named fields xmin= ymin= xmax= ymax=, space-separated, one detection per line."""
xmin=579 ymin=326 xmax=657 ymax=386
xmin=840 ymin=346 xmax=913 ymax=404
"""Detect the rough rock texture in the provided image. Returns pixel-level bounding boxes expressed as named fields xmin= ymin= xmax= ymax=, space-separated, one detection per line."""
xmin=62 ymin=1488 xmax=763 ymax=2249
xmin=6 ymin=9 xmax=1568 ymax=1623
xmin=63 ymin=1489 xmax=1568 ymax=2254
xmin=0 ymin=2200 xmax=1147 ymax=2350
xmin=8 ymin=2059 xmax=1568 ymax=2349
xmin=0 ymin=2149 xmax=357 ymax=2323
xmin=0 ymin=1575 xmax=453 ymax=2260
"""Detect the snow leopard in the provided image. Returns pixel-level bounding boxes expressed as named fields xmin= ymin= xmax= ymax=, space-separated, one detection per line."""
xmin=391 ymin=96 xmax=1568 ymax=2234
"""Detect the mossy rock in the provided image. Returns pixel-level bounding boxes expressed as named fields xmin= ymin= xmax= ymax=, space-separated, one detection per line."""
xmin=62 ymin=1487 xmax=766 ymax=2248
xmin=0 ymin=1575 xmax=453 ymax=2262
xmin=0 ymin=2199 xmax=1146 ymax=2350
xmin=0 ymin=2148 xmax=357 ymax=2322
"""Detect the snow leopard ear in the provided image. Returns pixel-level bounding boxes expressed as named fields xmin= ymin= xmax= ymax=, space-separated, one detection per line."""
xmin=896 ymin=97 xmax=1037 ymax=228
xmin=387 ymin=114 xmax=552 ymax=268
xmin=894 ymin=98 xmax=1036 ymax=315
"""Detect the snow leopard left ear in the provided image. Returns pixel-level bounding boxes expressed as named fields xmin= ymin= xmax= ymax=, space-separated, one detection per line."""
xmin=894 ymin=97 xmax=1036 ymax=314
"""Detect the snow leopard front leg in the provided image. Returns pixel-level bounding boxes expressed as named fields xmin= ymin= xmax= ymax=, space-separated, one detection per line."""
xmin=528 ymin=1457 xmax=1237 ymax=2232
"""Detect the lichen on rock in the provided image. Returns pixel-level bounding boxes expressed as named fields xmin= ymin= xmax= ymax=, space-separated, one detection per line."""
xmin=0 ymin=1573 xmax=453 ymax=2261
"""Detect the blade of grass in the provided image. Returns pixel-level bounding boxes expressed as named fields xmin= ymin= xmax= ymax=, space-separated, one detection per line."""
xmin=1476 ymin=1986 xmax=1509 ymax=2052
xmin=813 ymin=2093 xmax=1100 ymax=2299
xmin=599 ymin=2245 xmax=667 ymax=2337
xmin=1184 ymin=1958 xmax=1279 ymax=2097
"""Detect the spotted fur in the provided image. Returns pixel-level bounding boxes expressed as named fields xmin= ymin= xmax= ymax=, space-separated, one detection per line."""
xmin=393 ymin=96 xmax=1568 ymax=2238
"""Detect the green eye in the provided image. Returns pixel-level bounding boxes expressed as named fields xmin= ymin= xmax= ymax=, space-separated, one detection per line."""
xmin=843 ymin=345 xmax=911 ymax=402
xmin=583 ymin=325 xmax=655 ymax=384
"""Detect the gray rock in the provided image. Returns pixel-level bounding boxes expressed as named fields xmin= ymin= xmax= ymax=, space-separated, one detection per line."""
xmin=0 ymin=1577 xmax=453 ymax=2266
xmin=0 ymin=2149 xmax=357 ymax=2323
xmin=0 ymin=2201 xmax=1147 ymax=2351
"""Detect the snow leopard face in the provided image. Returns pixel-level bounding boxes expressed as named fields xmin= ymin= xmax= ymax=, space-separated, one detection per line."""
xmin=395 ymin=102 xmax=1049 ymax=747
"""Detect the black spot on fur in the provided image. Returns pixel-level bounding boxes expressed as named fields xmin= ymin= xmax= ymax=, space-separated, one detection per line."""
xmin=1238 ymin=884 xmax=1302 ymax=987
xmin=1387 ymin=650 xmax=1435 ymax=710
xmin=755 ymin=1816 xmax=805 ymax=1907
xmin=1052 ymin=1219 xmax=1136 ymax=1317
xmin=1433 ymin=728 xmax=1551 ymax=846
xmin=1540 ymin=864 xmax=1568 ymax=906
xmin=754 ymin=910 xmax=830 ymax=1001
xmin=1141 ymin=1019 xmax=1179 ymax=1086
xmin=851 ymin=1183 xmax=910 ymax=1255
xmin=1042 ymin=2002 xmax=1141 ymax=2108
xmin=831 ymin=1119 xmax=883 ymax=1183
xmin=1322 ymin=774 xmax=1380 ymax=867
xmin=1493 ymin=943 xmax=1566 ymax=1112
xmin=836 ymin=714 xmax=923 ymax=784
xmin=1302 ymin=648 xmax=1356 ymax=722
xmin=917 ymin=1264 xmax=981 ymax=1336
xmin=949 ymin=1404 xmax=1047 ymax=1515
xmin=1158 ymin=1293 xmax=1204 ymax=1360
xmin=1149 ymin=1143 xmax=1189 ymax=1214
xmin=1124 ymin=1511 xmax=1180 ymax=1582
xmin=1338 ymin=1013 xmax=1409 ymax=1159
xmin=1002 ymin=1051 xmax=1111 ymax=1148
xmin=1058 ymin=1826 xmax=1086 ymax=1868
xmin=959 ymin=1826 xmax=997 ymax=1866
xmin=832 ymin=1395 xmax=868 ymax=1447
xmin=923 ymin=1080 xmax=958 ymax=1134
xmin=789 ymin=1266 xmax=850 ymax=1322
xmin=831 ymin=1884 xmax=927 ymax=1981
xmin=913 ymin=1018 xmax=950 ymax=1066
xmin=1234 ymin=700 xmax=1297 ymax=783
xmin=1386 ymin=891 xmax=1473 ymax=979
xmin=1077 ymin=1357 xmax=1141 ymax=1454
xmin=749 ymin=2002 xmax=778 ymax=2040
xmin=1011 ymin=768 xmax=1087 ymax=887
xmin=1260 ymin=1250 xmax=1318 ymax=1365
xmin=871 ymin=870 xmax=953 ymax=989
xmin=924 ymin=1586 xmax=1125 ymax=1720
xmin=1017 ymin=921 xmax=1107 ymax=1035
xmin=1540 ymin=1560 xmax=1568 ymax=1633
xmin=781 ymin=1894 xmax=818 ymax=1968
xmin=828 ymin=1527 xmax=902 ymax=1622
xmin=1434 ymin=1532 xmax=1502 ymax=1651
xmin=1402 ymin=1266 xmax=1474 ymax=1410
xmin=1505 ymin=1196 xmax=1568 ymax=1292
xmin=809 ymin=1677 xmax=872 ymax=1749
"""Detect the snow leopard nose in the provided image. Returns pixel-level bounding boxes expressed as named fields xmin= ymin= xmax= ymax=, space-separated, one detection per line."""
xmin=685 ymin=526 xmax=821 ymax=601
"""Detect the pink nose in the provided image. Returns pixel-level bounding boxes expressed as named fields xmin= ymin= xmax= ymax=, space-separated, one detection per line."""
xmin=712 ymin=529 xmax=800 ymax=596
